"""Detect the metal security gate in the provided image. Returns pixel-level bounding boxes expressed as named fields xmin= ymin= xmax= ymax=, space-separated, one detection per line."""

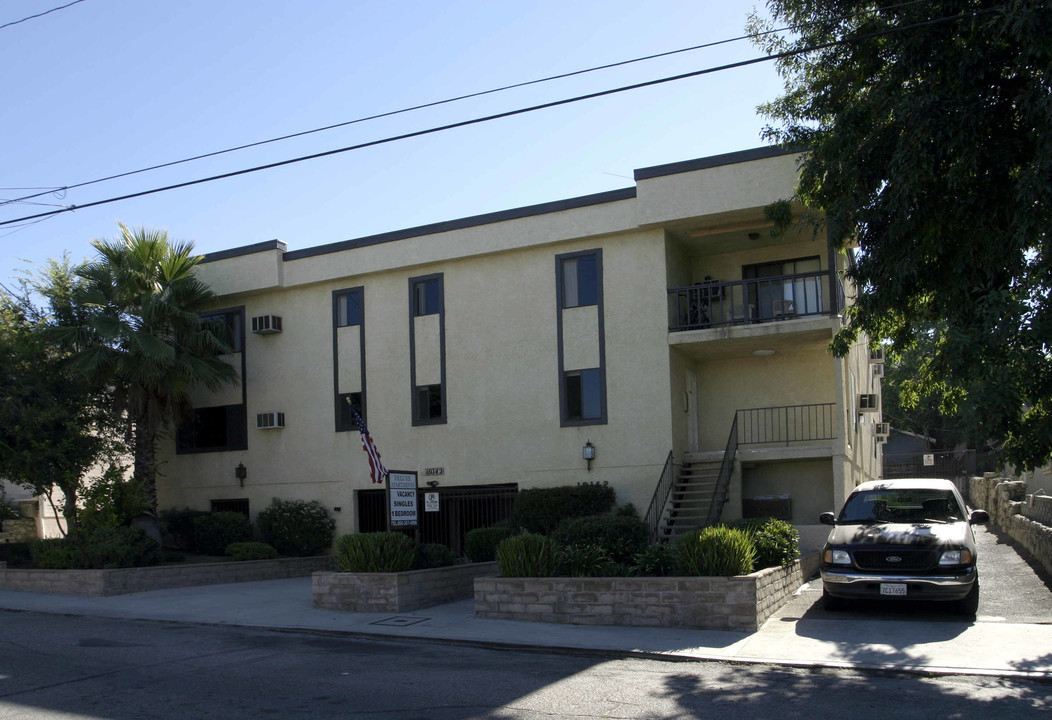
xmin=356 ymin=484 xmax=517 ymax=556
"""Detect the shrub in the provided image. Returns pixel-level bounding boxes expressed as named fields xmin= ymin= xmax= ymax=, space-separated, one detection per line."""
xmin=226 ymin=541 xmax=279 ymax=561
xmin=336 ymin=532 xmax=415 ymax=572
xmin=160 ymin=508 xmax=209 ymax=551
xmin=495 ymin=533 xmax=560 ymax=577
xmin=78 ymin=465 xmax=146 ymax=532
xmin=674 ymin=526 xmax=757 ymax=577
xmin=30 ymin=527 xmax=162 ymax=569
xmin=0 ymin=542 xmax=32 ymax=568
xmin=414 ymin=543 xmax=456 ymax=569
xmin=464 ymin=526 xmax=516 ymax=563
xmin=630 ymin=543 xmax=677 ymax=577
xmin=511 ymin=482 xmax=617 ymax=534
xmin=560 ymin=544 xmax=613 ymax=577
xmin=257 ymin=498 xmax=336 ymax=556
xmin=738 ymin=517 xmax=800 ymax=569
xmin=29 ymin=537 xmax=82 ymax=569
xmin=551 ymin=514 xmax=648 ymax=564
xmin=192 ymin=512 xmax=254 ymax=556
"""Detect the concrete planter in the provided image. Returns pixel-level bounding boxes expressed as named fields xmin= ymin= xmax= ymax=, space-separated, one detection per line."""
xmin=314 ymin=562 xmax=500 ymax=613
xmin=475 ymin=554 xmax=820 ymax=633
xmin=0 ymin=555 xmax=334 ymax=597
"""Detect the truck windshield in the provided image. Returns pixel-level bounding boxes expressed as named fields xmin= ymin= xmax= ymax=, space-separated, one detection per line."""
xmin=838 ymin=489 xmax=964 ymax=524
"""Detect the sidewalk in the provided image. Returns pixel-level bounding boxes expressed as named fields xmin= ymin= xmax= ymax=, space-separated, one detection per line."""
xmin=1 ymin=575 xmax=1049 ymax=679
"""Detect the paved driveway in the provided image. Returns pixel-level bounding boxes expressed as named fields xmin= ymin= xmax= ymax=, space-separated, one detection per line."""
xmin=782 ymin=525 xmax=1052 ymax=624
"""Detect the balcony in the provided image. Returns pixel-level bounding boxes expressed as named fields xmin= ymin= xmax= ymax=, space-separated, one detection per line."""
xmin=668 ymin=271 xmax=841 ymax=332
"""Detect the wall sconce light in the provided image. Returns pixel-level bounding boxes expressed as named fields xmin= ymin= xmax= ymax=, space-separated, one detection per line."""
xmin=235 ymin=463 xmax=247 ymax=487
xmin=426 ymin=480 xmax=439 ymax=488
xmin=582 ymin=440 xmax=596 ymax=472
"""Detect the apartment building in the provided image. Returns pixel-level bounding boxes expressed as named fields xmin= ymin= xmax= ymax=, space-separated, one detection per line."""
xmin=157 ymin=146 xmax=883 ymax=553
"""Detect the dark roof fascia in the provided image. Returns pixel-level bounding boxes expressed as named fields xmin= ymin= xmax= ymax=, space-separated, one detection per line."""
xmin=201 ymin=240 xmax=287 ymax=264
xmin=282 ymin=187 xmax=636 ymax=262
xmin=634 ymin=146 xmax=799 ymax=181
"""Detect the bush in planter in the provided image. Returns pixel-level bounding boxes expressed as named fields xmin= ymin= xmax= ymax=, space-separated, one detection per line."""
xmin=495 ymin=533 xmax=560 ymax=577
xmin=630 ymin=543 xmax=677 ymax=577
xmin=510 ymin=482 xmax=616 ymax=534
xmin=560 ymin=543 xmax=615 ymax=577
xmin=736 ymin=517 xmax=800 ymax=569
xmin=336 ymin=532 xmax=414 ymax=572
xmin=551 ymin=514 xmax=648 ymax=564
xmin=464 ymin=526 xmax=515 ymax=563
xmin=29 ymin=527 xmax=162 ymax=569
xmin=226 ymin=541 xmax=279 ymax=561
xmin=191 ymin=512 xmax=253 ymax=556
xmin=674 ymin=526 xmax=756 ymax=576
xmin=257 ymin=498 xmax=336 ymax=556
xmin=414 ymin=543 xmax=456 ymax=569
xmin=160 ymin=508 xmax=209 ymax=551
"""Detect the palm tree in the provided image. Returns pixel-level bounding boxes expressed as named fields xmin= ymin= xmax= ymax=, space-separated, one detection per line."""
xmin=70 ymin=223 xmax=238 ymax=513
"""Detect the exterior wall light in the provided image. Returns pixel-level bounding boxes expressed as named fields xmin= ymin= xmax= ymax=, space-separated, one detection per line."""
xmin=582 ymin=440 xmax=596 ymax=472
xmin=235 ymin=463 xmax=247 ymax=487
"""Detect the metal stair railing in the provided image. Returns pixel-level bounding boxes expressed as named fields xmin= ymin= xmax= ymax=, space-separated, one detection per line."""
xmin=643 ymin=450 xmax=676 ymax=544
xmin=706 ymin=415 xmax=738 ymax=526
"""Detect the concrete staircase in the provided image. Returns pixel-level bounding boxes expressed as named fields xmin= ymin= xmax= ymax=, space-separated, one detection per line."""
xmin=658 ymin=460 xmax=722 ymax=541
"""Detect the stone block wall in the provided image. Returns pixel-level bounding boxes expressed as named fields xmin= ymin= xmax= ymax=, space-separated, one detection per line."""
xmin=0 ymin=519 xmax=37 ymax=544
xmin=970 ymin=474 xmax=1052 ymax=578
xmin=474 ymin=553 xmax=820 ymax=633
xmin=0 ymin=556 xmax=334 ymax=596
xmin=313 ymin=562 xmax=500 ymax=613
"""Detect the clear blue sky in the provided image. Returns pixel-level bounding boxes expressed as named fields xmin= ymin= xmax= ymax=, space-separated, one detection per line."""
xmin=1 ymin=0 xmax=786 ymax=283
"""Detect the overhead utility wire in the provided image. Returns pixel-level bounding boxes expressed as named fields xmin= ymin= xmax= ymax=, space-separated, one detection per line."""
xmin=0 ymin=0 xmax=934 ymax=209
xmin=0 ymin=0 xmax=88 ymax=31
xmin=0 ymin=6 xmax=991 ymax=230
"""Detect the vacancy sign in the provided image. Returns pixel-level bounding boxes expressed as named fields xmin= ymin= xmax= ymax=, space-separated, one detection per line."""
xmin=388 ymin=471 xmax=419 ymax=528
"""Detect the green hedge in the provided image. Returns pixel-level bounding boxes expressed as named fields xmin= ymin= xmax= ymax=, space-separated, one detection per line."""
xmin=551 ymin=514 xmax=648 ymax=564
xmin=29 ymin=527 xmax=162 ymax=569
xmin=464 ymin=526 xmax=516 ymax=563
xmin=674 ymin=526 xmax=757 ymax=576
xmin=335 ymin=532 xmax=415 ymax=573
xmin=225 ymin=541 xmax=279 ymax=561
xmin=510 ymin=482 xmax=616 ymax=534
xmin=160 ymin=508 xmax=209 ymax=551
xmin=414 ymin=543 xmax=457 ymax=569
xmin=192 ymin=512 xmax=254 ymax=556
xmin=495 ymin=533 xmax=561 ymax=577
xmin=738 ymin=517 xmax=800 ymax=569
xmin=257 ymin=498 xmax=335 ymax=556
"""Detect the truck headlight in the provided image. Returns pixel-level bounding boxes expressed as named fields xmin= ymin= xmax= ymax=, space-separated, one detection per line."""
xmin=938 ymin=550 xmax=972 ymax=565
xmin=824 ymin=549 xmax=851 ymax=565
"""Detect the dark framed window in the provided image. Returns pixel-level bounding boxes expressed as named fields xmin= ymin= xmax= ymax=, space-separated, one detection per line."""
xmin=176 ymin=404 xmax=247 ymax=453
xmin=414 ymin=384 xmax=444 ymax=424
xmin=335 ymin=289 xmax=363 ymax=327
xmin=336 ymin=392 xmax=364 ymax=431
xmin=412 ymin=277 xmax=442 ymax=316
xmin=564 ymin=369 xmax=602 ymax=421
xmin=560 ymin=254 xmax=598 ymax=308
xmin=210 ymin=499 xmax=249 ymax=517
xmin=201 ymin=308 xmax=244 ymax=353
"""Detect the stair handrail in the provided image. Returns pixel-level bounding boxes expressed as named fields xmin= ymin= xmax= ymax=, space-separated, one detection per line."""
xmin=644 ymin=450 xmax=676 ymax=543
xmin=706 ymin=415 xmax=739 ymax=526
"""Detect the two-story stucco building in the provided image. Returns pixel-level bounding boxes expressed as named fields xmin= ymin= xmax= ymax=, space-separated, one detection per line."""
xmin=157 ymin=146 xmax=883 ymax=553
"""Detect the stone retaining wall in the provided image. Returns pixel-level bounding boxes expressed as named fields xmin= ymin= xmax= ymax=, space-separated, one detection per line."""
xmin=0 ymin=556 xmax=334 ymax=596
xmin=313 ymin=562 xmax=500 ymax=613
xmin=970 ymin=474 xmax=1052 ymax=578
xmin=474 ymin=553 xmax=820 ymax=633
xmin=0 ymin=518 xmax=36 ymax=544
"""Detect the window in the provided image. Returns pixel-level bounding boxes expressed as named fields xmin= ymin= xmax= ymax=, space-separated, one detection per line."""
xmin=414 ymin=384 xmax=444 ymax=423
xmin=336 ymin=392 xmax=364 ymax=431
xmin=560 ymin=254 xmax=598 ymax=308
xmin=176 ymin=404 xmax=247 ymax=453
xmin=335 ymin=289 xmax=363 ymax=327
xmin=412 ymin=277 xmax=441 ymax=316
xmin=565 ymin=368 xmax=602 ymax=421
xmin=210 ymin=499 xmax=249 ymax=517
xmin=201 ymin=309 xmax=243 ymax=353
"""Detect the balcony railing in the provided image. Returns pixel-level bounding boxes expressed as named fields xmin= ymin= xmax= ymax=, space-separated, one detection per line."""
xmin=737 ymin=403 xmax=837 ymax=446
xmin=668 ymin=271 xmax=840 ymax=332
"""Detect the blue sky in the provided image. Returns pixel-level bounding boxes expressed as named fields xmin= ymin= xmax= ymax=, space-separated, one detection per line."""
xmin=1 ymin=0 xmax=786 ymax=283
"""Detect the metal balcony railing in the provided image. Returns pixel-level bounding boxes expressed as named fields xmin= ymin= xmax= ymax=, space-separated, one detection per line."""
xmin=668 ymin=271 xmax=840 ymax=331
xmin=736 ymin=403 xmax=837 ymax=446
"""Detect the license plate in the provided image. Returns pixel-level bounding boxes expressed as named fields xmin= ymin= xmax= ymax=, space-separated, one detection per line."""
xmin=880 ymin=583 xmax=907 ymax=597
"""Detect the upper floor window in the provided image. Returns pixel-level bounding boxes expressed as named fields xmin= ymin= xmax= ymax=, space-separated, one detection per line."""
xmin=560 ymin=253 xmax=598 ymax=308
xmin=335 ymin=289 xmax=363 ymax=327
xmin=412 ymin=277 xmax=442 ymax=316
xmin=564 ymin=368 xmax=602 ymax=422
xmin=176 ymin=404 xmax=247 ymax=453
xmin=414 ymin=384 xmax=444 ymax=423
xmin=201 ymin=308 xmax=243 ymax=353
xmin=336 ymin=392 xmax=364 ymax=431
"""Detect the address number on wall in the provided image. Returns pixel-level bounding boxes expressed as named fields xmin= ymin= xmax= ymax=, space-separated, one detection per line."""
xmin=425 ymin=467 xmax=445 ymax=476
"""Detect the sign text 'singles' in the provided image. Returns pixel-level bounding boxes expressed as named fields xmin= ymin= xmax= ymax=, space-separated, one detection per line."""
xmin=387 ymin=472 xmax=419 ymax=528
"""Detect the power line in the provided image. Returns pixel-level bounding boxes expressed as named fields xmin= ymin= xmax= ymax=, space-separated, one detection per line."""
xmin=0 ymin=3 xmax=987 ymax=230
xmin=0 ymin=0 xmax=935 ymax=210
xmin=0 ymin=0 xmax=88 ymax=31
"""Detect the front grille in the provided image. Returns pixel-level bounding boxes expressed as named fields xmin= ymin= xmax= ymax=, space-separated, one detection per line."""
xmin=853 ymin=549 xmax=938 ymax=571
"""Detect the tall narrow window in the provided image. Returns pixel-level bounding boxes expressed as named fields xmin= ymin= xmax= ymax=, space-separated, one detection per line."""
xmin=335 ymin=289 xmax=363 ymax=327
xmin=565 ymin=369 xmax=602 ymax=421
xmin=409 ymin=274 xmax=446 ymax=426
xmin=336 ymin=392 xmax=364 ymax=431
xmin=412 ymin=278 xmax=441 ymax=316
xmin=414 ymin=384 xmax=443 ymax=422
xmin=333 ymin=287 xmax=366 ymax=432
xmin=561 ymin=254 xmax=598 ymax=308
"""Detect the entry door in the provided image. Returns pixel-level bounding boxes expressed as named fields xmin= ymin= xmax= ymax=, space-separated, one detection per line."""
xmin=686 ymin=370 xmax=699 ymax=453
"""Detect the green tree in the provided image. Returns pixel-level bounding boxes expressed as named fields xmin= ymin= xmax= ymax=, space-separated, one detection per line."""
xmin=752 ymin=0 xmax=1051 ymax=469
xmin=66 ymin=223 xmax=238 ymax=513
xmin=0 ymin=258 xmax=123 ymax=531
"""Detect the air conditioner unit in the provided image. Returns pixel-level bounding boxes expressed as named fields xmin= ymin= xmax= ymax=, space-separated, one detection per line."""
xmin=872 ymin=363 xmax=885 ymax=378
xmin=251 ymin=315 xmax=282 ymax=335
xmin=858 ymin=394 xmax=879 ymax=412
xmin=256 ymin=411 xmax=285 ymax=429
xmin=869 ymin=346 xmax=885 ymax=363
xmin=874 ymin=422 xmax=890 ymax=438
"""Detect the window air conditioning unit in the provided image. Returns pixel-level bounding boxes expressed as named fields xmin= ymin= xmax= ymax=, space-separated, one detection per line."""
xmin=872 ymin=363 xmax=885 ymax=378
xmin=874 ymin=422 xmax=890 ymax=438
xmin=869 ymin=346 xmax=885 ymax=363
xmin=251 ymin=315 xmax=282 ymax=335
xmin=858 ymin=394 xmax=879 ymax=412
xmin=256 ymin=412 xmax=285 ymax=429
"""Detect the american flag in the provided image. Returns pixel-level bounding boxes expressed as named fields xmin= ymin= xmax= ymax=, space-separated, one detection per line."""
xmin=348 ymin=404 xmax=388 ymax=484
